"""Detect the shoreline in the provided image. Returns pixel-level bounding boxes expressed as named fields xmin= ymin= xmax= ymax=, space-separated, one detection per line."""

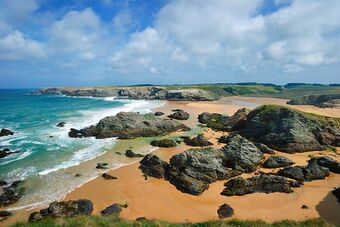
xmin=2 ymin=96 xmax=340 ymax=226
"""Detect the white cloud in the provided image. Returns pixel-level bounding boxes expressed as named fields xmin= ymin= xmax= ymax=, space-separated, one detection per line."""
xmin=0 ymin=31 xmax=45 ymax=61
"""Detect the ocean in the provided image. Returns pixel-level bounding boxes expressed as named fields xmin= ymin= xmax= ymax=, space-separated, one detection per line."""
xmin=0 ymin=89 xmax=164 ymax=210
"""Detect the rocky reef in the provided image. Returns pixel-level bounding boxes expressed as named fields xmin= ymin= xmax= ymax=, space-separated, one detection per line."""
xmin=0 ymin=128 xmax=14 ymax=137
xmin=69 ymin=112 xmax=190 ymax=139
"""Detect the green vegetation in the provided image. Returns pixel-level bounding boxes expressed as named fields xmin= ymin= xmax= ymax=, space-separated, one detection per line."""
xmin=11 ymin=217 xmax=335 ymax=227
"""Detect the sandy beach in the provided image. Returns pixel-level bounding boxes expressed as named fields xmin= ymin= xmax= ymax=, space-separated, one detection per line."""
xmin=3 ymin=96 xmax=340 ymax=226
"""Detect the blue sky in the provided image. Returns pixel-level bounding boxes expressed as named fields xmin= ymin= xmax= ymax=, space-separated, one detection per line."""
xmin=1 ymin=0 xmax=340 ymax=88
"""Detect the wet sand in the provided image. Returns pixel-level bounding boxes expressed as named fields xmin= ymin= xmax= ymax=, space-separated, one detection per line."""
xmin=3 ymin=96 xmax=340 ymax=225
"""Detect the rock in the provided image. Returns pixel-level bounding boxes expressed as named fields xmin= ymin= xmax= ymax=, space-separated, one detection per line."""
xmin=0 ymin=129 xmax=14 ymax=137
xmin=102 ymin=173 xmax=117 ymax=180
xmin=0 ymin=210 xmax=12 ymax=217
xmin=166 ymin=89 xmax=216 ymax=101
xmin=238 ymin=105 xmax=340 ymax=153
xmin=218 ymin=135 xmax=229 ymax=144
xmin=29 ymin=199 xmax=93 ymax=222
xmin=100 ymin=203 xmax=127 ymax=216
xmin=125 ymin=150 xmax=144 ymax=158
xmin=150 ymin=139 xmax=177 ymax=148
xmin=263 ymin=156 xmax=295 ymax=168
xmin=68 ymin=128 xmax=83 ymax=138
xmin=0 ymin=181 xmax=25 ymax=207
xmin=183 ymin=134 xmax=213 ymax=147
xmin=301 ymin=205 xmax=309 ymax=209
xmin=221 ymin=174 xmax=299 ymax=196
xmin=0 ymin=149 xmax=11 ymax=159
xmin=227 ymin=108 xmax=251 ymax=131
xmin=168 ymin=110 xmax=190 ymax=120
xmin=136 ymin=217 xmax=147 ymax=221
xmin=217 ymin=204 xmax=234 ymax=219
xmin=70 ymin=112 xmax=190 ymax=139
xmin=0 ymin=180 xmax=7 ymax=186
xmin=308 ymin=156 xmax=340 ymax=173
xmin=167 ymin=147 xmax=239 ymax=195
xmin=96 ymin=163 xmax=109 ymax=169
xmin=332 ymin=187 xmax=340 ymax=203
xmin=198 ymin=112 xmax=230 ymax=131
xmin=277 ymin=159 xmax=330 ymax=182
xmin=74 ymin=173 xmax=82 ymax=177
xmin=317 ymin=99 xmax=340 ymax=108
xmin=56 ymin=122 xmax=65 ymax=127
xmin=139 ymin=154 xmax=169 ymax=179
xmin=253 ymin=142 xmax=276 ymax=154
xmin=288 ymin=94 xmax=340 ymax=108
xmin=154 ymin=111 xmax=164 ymax=116
xmin=220 ymin=134 xmax=263 ymax=172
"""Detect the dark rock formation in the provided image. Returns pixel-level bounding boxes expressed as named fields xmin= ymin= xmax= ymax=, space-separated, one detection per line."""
xmin=29 ymin=199 xmax=93 ymax=222
xmin=301 ymin=205 xmax=309 ymax=209
xmin=332 ymin=187 xmax=340 ymax=203
xmin=263 ymin=156 xmax=295 ymax=168
xmin=96 ymin=163 xmax=109 ymax=169
xmin=288 ymin=94 xmax=340 ymax=108
xmin=136 ymin=217 xmax=147 ymax=221
xmin=253 ymin=142 xmax=275 ymax=154
xmin=69 ymin=112 xmax=190 ymax=139
xmin=0 ymin=149 xmax=13 ymax=159
xmin=227 ymin=108 xmax=251 ymax=131
xmin=277 ymin=160 xmax=330 ymax=182
xmin=221 ymin=174 xmax=300 ymax=196
xmin=125 ymin=149 xmax=144 ymax=158
xmin=183 ymin=134 xmax=213 ymax=147
xmin=0 ymin=129 xmax=14 ymax=137
xmin=0 ymin=181 xmax=25 ymax=207
xmin=154 ymin=111 xmax=164 ymax=116
xmin=308 ymin=156 xmax=340 ymax=173
xmin=150 ymin=139 xmax=177 ymax=148
xmin=167 ymin=147 xmax=239 ymax=195
xmin=0 ymin=210 xmax=12 ymax=218
xmin=220 ymin=134 xmax=263 ymax=172
xmin=238 ymin=105 xmax=340 ymax=153
xmin=102 ymin=173 xmax=117 ymax=180
xmin=68 ymin=128 xmax=83 ymax=138
xmin=139 ymin=154 xmax=169 ymax=179
xmin=56 ymin=122 xmax=65 ymax=127
xmin=198 ymin=112 xmax=230 ymax=131
xmin=100 ymin=203 xmax=127 ymax=216
xmin=168 ymin=110 xmax=190 ymax=120
xmin=217 ymin=204 xmax=234 ymax=219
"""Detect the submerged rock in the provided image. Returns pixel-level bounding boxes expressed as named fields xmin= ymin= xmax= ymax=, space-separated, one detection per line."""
xmin=0 ymin=149 xmax=13 ymax=159
xmin=139 ymin=154 xmax=169 ymax=179
xmin=0 ymin=129 xmax=14 ymax=137
xmin=150 ymin=139 xmax=177 ymax=148
xmin=56 ymin=122 xmax=65 ymax=127
xmin=29 ymin=199 xmax=93 ymax=222
xmin=220 ymin=134 xmax=263 ymax=172
xmin=69 ymin=112 xmax=190 ymax=139
xmin=221 ymin=174 xmax=299 ymax=196
xmin=183 ymin=134 xmax=213 ymax=147
xmin=167 ymin=110 xmax=190 ymax=120
xmin=217 ymin=204 xmax=234 ymax=219
xmin=238 ymin=105 xmax=340 ymax=153
xmin=96 ymin=163 xmax=109 ymax=169
xmin=125 ymin=149 xmax=144 ymax=158
xmin=263 ymin=156 xmax=295 ymax=168
xmin=100 ymin=203 xmax=127 ymax=216
xmin=0 ymin=181 xmax=25 ymax=207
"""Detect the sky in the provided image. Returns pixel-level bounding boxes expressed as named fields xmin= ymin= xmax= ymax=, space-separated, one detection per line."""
xmin=0 ymin=0 xmax=340 ymax=88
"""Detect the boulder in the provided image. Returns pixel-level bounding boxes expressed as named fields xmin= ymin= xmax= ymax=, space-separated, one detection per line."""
xmin=277 ymin=159 xmax=330 ymax=182
xmin=154 ymin=111 xmax=164 ymax=116
xmin=308 ymin=156 xmax=340 ymax=173
xmin=332 ymin=187 xmax=340 ymax=204
xmin=102 ymin=173 xmax=117 ymax=180
xmin=96 ymin=163 xmax=109 ymax=169
xmin=238 ymin=105 xmax=340 ymax=153
xmin=125 ymin=150 xmax=144 ymax=158
xmin=29 ymin=199 xmax=93 ymax=222
xmin=263 ymin=156 xmax=295 ymax=168
xmin=217 ymin=204 xmax=234 ymax=219
xmin=183 ymin=134 xmax=213 ymax=147
xmin=69 ymin=112 xmax=190 ymax=139
xmin=253 ymin=142 xmax=276 ymax=154
xmin=56 ymin=122 xmax=65 ymax=127
xmin=0 ymin=149 xmax=12 ymax=159
xmin=220 ymin=134 xmax=263 ymax=172
xmin=0 ymin=210 xmax=12 ymax=218
xmin=0 ymin=129 xmax=14 ymax=137
xmin=168 ymin=110 xmax=190 ymax=120
xmin=139 ymin=154 xmax=169 ymax=179
xmin=150 ymin=139 xmax=177 ymax=148
xmin=221 ymin=174 xmax=299 ymax=196
xmin=100 ymin=203 xmax=127 ymax=216
xmin=198 ymin=112 xmax=230 ymax=131
xmin=68 ymin=128 xmax=83 ymax=138
xmin=0 ymin=181 xmax=25 ymax=207
xmin=227 ymin=108 xmax=251 ymax=131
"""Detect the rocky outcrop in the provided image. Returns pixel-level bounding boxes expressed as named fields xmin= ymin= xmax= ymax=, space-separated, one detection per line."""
xmin=183 ymin=134 xmax=213 ymax=147
xmin=69 ymin=112 xmax=190 ymax=139
xmin=139 ymin=154 xmax=169 ymax=179
xmin=0 ymin=129 xmax=14 ymax=137
xmin=220 ymin=134 xmax=263 ymax=172
xmin=198 ymin=113 xmax=230 ymax=131
xmin=125 ymin=150 xmax=144 ymax=158
xmin=29 ymin=199 xmax=93 ymax=222
xmin=221 ymin=174 xmax=300 ymax=196
xmin=237 ymin=105 xmax=340 ymax=153
xmin=288 ymin=94 xmax=340 ymax=108
xmin=100 ymin=203 xmax=127 ymax=216
xmin=217 ymin=204 xmax=234 ymax=219
xmin=150 ymin=139 xmax=177 ymax=148
xmin=263 ymin=156 xmax=295 ymax=168
xmin=253 ymin=143 xmax=276 ymax=154
xmin=154 ymin=111 xmax=164 ymax=116
xmin=56 ymin=122 xmax=65 ymax=127
xmin=167 ymin=110 xmax=190 ymax=120
xmin=0 ymin=148 xmax=14 ymax=159
xmin=308 ymin=156 xmax=340 ymax=173
xmin=0 ymin=181 xmax=25 ymax=207
xmin=277 ymin=159 xmax=330 ymax=182
xmin=166 ymin=89 xmax=216 ymax=101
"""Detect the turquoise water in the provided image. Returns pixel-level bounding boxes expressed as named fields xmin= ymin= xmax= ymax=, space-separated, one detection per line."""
xmin=0 ymin=89 xmax=163 ymax=210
